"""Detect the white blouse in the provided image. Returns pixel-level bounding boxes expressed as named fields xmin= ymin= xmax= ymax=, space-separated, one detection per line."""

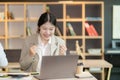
xmin=36 ymin=35 xmax=51 ymax=72
xmin=0 ymin=43 xmax=8 ymax=67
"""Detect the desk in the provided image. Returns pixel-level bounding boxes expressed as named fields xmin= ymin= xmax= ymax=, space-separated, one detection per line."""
xmin=79 ymin=59 xmax=113 ymax=80
xmin=4 ymin=63 xmax=97 ymax=80
xmin=8 ymin=61 xmax=112 ymax=80
xmin=0 ymin=72 xmax=97 ymax=80
xmin=32 ymin=72 xmax=97 ymax=80
xmin=7 ymin=63 xmax=20 ymax=68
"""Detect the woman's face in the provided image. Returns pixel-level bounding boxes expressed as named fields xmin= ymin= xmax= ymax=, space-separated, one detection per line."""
xmin=39 ymin=22 xmax=55 ymax=41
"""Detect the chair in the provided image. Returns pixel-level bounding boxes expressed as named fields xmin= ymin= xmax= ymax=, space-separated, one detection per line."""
xmin=4 ymin=49 xmax=21 ymax=62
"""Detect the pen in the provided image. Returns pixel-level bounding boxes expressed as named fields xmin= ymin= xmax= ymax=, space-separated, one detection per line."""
xmin=30 ymin=72 xmax=39 ymax=75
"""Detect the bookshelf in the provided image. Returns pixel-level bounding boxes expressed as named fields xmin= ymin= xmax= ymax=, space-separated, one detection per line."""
xmin=0 ymin=2 xmax=106 ymax=80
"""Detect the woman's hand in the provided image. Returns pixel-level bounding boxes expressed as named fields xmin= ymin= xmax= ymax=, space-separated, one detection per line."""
xmin=29 ymin=45 xmax=37 ymax=56
xmin=59 ymin=45 xmax=67 ymax=55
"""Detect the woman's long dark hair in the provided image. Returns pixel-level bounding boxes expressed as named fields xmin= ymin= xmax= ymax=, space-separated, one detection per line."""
xmin=37 ymin=12 xmax=57 ymax=33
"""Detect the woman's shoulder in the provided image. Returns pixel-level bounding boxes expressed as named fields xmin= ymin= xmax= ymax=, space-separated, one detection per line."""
xmin=24 ymin=34 xmax=38 ymax=44
xmin=54 ymin=36 xmax=65 ymax=43
xmin=25 ymin=34 xmax=37 ymax=40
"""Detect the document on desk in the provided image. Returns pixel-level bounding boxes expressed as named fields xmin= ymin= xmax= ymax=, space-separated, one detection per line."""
xmin=75 ymin=72 xmax=97 ymax=80
xmin=0 ymin=70 xmax=33 ymax=80
xmin=0 ymin=75 xmax=33 ymax=80
xmin=0 ymin=68 xmax=39 ymax=80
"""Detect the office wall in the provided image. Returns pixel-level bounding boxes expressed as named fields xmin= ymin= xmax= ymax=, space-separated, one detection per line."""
xmin=104 ymin=0 xmax=120 ymax=49
xmin=1 ymin=0 xmax=120 ymax=49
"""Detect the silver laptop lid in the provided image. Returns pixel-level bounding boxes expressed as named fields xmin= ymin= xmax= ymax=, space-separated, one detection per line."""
xmin=37 ymin=55 xmax=79 ymax=79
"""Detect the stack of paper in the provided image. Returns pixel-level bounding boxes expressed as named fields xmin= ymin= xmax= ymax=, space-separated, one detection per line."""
xmin=0 ymin=75 xmax=33 ymax=80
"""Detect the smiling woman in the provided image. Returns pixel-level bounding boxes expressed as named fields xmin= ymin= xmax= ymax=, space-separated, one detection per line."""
xmin=19 ymin=12 xmax=67 ymax=72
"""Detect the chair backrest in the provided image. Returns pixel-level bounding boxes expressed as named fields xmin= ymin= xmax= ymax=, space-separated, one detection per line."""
xmin=4 ymin=49 xmax=21 ymax=62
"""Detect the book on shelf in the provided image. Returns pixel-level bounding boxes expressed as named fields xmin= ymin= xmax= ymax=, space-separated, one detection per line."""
xmin=66 ymin=26 xmax=71 ymax=36
xmin=55 ymin=27 xmax=62 ymax=36
xmin=0 ymin=12 xmax=5 ymax=20
xmin=88 ymin=48 xmax=101 ymax=55
xmin=85 ymin=22 xmax=94 ymax=36
xmin=67 ymin=22 xmax=76 ymax=36
xmin=86 ymin=17 xmax=102 ymax=21
xmin=90 ymin=24 xmax=98 ymax=36
xmin=26 ymin=26 xmax=32 ymax=36
xmin=85 ymin=22 xmax=98 ymax=36
xmin=46 ymin=6 xmax=50 ymax=12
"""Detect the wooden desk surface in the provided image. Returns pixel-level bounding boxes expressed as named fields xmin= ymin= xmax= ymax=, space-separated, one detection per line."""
xmin=79 ymin=59 xmax=113 ymax=68
xmin=0 ymin=72 xmax=97 ymax=80
xmin=32 ymin=72 xmax=97 ymax=80
xmin=3 ymin=63 xmax=97 ymax=80
xmin=7 ymin=62 xmax=20 ymax=68
xmin=8 ymin=59 xmax=113 ymax=68
xmin=7 ymin=59 xmax=113 ymax=68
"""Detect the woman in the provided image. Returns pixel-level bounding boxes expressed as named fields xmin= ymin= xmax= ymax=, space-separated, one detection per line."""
xmin=0 ymin=43 xmax=8 ymax=67
xmin=19 ymin=12 xmax=67 ymax=72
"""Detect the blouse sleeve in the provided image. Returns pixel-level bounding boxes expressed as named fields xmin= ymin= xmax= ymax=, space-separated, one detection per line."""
xmin=0 ymin=43 xmax=8 ymax=67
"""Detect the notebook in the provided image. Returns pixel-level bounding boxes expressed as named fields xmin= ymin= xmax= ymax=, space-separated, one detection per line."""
xmin=35 ymin=55 xmax=79 ymax=80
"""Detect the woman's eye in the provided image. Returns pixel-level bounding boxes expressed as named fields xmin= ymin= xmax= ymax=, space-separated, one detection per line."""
xmin=50 ymin=29 xmax=54 ymax=31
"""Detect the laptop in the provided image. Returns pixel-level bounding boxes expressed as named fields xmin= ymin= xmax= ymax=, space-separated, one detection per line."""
xmin=35 ymin=55 xmax=79 ymax=80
